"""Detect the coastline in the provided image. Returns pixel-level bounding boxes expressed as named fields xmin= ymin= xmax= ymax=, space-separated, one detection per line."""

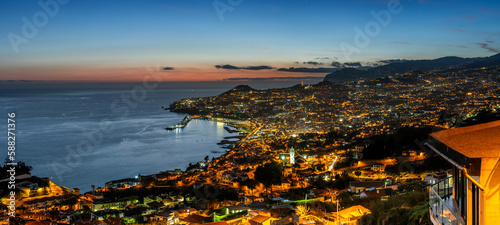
xmin=4 ymin=87 xmax=263 ymax=195
xmin=179 ymin=115 xmax=256 ymax=149
xmin=90 ymin=115 xmax=255 ymax=193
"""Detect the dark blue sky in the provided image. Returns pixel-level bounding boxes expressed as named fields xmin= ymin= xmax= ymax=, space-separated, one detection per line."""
xmin=1 ymin=0 xmax=499 ymax=81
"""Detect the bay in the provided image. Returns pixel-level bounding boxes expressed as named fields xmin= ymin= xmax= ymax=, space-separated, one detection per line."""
xmin=0 ymin=80 xmax=313 ymax=192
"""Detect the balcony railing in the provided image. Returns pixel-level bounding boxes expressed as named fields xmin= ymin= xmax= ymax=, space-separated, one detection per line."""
xmin=429 ymin=176 xmax=465 ymax=225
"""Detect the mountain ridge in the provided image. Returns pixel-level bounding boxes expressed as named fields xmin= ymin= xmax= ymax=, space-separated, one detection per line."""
xmin=324 ymin=53 xmax=500 ymax=82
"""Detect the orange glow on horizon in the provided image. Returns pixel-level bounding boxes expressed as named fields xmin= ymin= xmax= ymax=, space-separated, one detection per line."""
xmin=1 ymin=66 xmax=326 ymax=82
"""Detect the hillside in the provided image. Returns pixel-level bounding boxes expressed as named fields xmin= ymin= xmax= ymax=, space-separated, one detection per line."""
xmin=324 ymin=54 xmax=499 ymax=82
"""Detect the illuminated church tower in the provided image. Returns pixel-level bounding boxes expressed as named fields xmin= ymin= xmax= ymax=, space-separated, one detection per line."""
xmin=290 ymin=146 xmax=295 ymax=165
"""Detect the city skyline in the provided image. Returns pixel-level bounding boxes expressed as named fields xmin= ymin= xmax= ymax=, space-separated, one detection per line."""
xmin=1 ymin=0 xmax=500 ymax=82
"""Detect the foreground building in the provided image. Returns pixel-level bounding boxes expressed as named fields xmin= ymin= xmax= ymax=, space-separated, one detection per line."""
xmin=426 ymin=120 xmax=500 ymax=225
xmin=331 ymin=205 xmax=371 ymax=224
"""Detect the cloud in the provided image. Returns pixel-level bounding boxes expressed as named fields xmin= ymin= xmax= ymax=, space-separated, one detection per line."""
xmin=215 ymin=65 xmax=274 ymax=70
xmin=343 ymin=62 xmax=362 ymax=67
xmin=446 ymin=27 xmax=468 ymax=33
xmin=479 ymin=8 xmax=500 ymax=16
xmin=0 ymin=80 xmax=32 ymax=82
xmin=223 ymin=76 xmax=324 ymax=81
xmin=303 ymin=61 xmax=324 ymax=66
xmin=378 ymin=59 xmax=408 ymax=64
xmin=331 ymin=61 xmax=342 ymax=67
xmin=314 ymin=57 xmax=331 ymax=60
xmin=331 ymin=61 xmax=364 ymax=68
xmin=163 ymin=67 xmax=174 ymax=70
xmin=244 ymin=66 xmax=274 ymax=70
xmin=445 ymin=27 xmax=500 ymax=36
xmin=476 ymin=42 xmax=500 ymax=53
xmin=215 ymin=65 xmax=240 ymax=70
xmin=277 ymin=67 xmax=338 ymax=73
xmin=426 ymin=43 xmax=468 ymax=48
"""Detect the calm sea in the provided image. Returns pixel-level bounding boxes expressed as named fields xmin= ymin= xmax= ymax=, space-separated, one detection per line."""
xmin=0 ymin=81 xmax=313 ymax=192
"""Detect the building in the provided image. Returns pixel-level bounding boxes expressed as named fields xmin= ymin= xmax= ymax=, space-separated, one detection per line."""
xmin=353 ymin=145 xmax=364 ymax=159
xmin=249 ymin=215 xmax=272 ymax=225
xmin=349 ymin=181 xmax=385 ymax=193
xmin=283 ymin=166 xmax=293 ymax=177
xmin=423 ymin=171 xmax=449 ymax=185
xmin=330 ymin=205 xmax=371 ymax=224
xmin=425 ymin=120 xmax=500 ymax=225
xmin=91 ymin=198 xmax=132 ymax=212
xmin=371 ymin=164 xmax=385 ymax=172
xmin=150 ymin=211 xmax=176 ymax=223
xmin=359 ymin=188 xmax=395 ymax=199
xmin=90 ymin=210 xmax=124 ymax=221
xmin=105 ymin=177 xmax=140 ymax=189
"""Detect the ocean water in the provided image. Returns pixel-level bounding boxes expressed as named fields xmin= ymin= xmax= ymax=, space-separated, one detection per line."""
xmin=0 ymin=85 xmax=234 ymax=192
xmin=0 ymin=81 xmax=314 ymax=192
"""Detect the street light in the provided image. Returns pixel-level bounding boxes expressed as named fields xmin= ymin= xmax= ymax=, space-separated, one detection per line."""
xmin=336 ymin=199 xmax=340 ymax=225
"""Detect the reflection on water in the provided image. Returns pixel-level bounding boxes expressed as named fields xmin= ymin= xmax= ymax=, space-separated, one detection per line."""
xmin=0 ymin=88 xmax=230 ymax=192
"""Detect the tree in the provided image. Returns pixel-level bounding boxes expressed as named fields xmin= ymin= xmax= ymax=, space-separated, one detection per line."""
xmin=333 ymin=172 xmax=352 ymax=190
xmin=204 ymin=155 xmax=209 ymax=161
xmin=354 ymin=170 xmax=362 ymax=179
xmin=242 ymin=179 xmax=258 ymax=202
xmin=254 ymin=161 xmax=282 ymax=200
xmin=0 ymin=161 xmax=32 ymax=179
xmin=49 ymin=208 xmax=60 ymax=221
xmin=337 ymin=191 xmax=352 ymax=203
xmin=295 ymin=205 xmax=322 ymax=222
xmin=140 ymin=176 xmax=155 ymax=188
xmin=295 ymin=205 xmax=310 ymax=218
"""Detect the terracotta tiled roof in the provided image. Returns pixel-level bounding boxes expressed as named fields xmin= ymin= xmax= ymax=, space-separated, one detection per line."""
xmin=183 ymin=214 xmax=211 ymax=224
xmin=361 ymin=188 xmax=394 ymax=198
xmin=332 ymin=205 xmax=371 ymax=220
xmin=204 ymin=221 xmax=229 ymax=225
xmin=25 ymin=221 xmax=52 ymax=225
xmin=147 ymin=201 xmax=165 ymax=208
xmin=430 ymin=120 xmax=500 ymax=158
xmin=250 ymin=215 xmax=271 ymax=223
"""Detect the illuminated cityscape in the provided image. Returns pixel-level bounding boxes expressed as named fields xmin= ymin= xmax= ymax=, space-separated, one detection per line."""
xmin=1 ymin=0 xmax=500 ymax=224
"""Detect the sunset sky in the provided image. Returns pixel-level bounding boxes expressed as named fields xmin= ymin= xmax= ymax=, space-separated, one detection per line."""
xmin=1 ymin=0 xmax=500 ymax=82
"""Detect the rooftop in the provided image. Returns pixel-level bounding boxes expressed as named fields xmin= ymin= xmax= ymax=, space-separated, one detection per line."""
xmin=349 ymin=181 xmax=385 ymax=188
xmin=332 ymin=205 xmax=371 ymax=220
xmin=250 ymin=215 xmax=271 ymax=223
xmin=430 ymin=120 xmax=500 ymax=158
xmin=361 ymin=188 xmax=395 ymax=198
xmin=204 ymin=222 xmax=229 ymax=225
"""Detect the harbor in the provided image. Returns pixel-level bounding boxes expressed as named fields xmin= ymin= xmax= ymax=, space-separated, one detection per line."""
xmin=165 ymin=116 xmax=191 ymax=130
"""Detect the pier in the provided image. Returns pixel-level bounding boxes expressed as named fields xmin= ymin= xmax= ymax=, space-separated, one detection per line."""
xmin=224 ymin=126 xmax=239 ymax=133
xmin=165 ymin=116 xmax=191 ymax=130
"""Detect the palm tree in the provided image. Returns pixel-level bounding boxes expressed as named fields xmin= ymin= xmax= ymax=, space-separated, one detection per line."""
xmin=295 ymin=205 xmax=322 ymax=222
